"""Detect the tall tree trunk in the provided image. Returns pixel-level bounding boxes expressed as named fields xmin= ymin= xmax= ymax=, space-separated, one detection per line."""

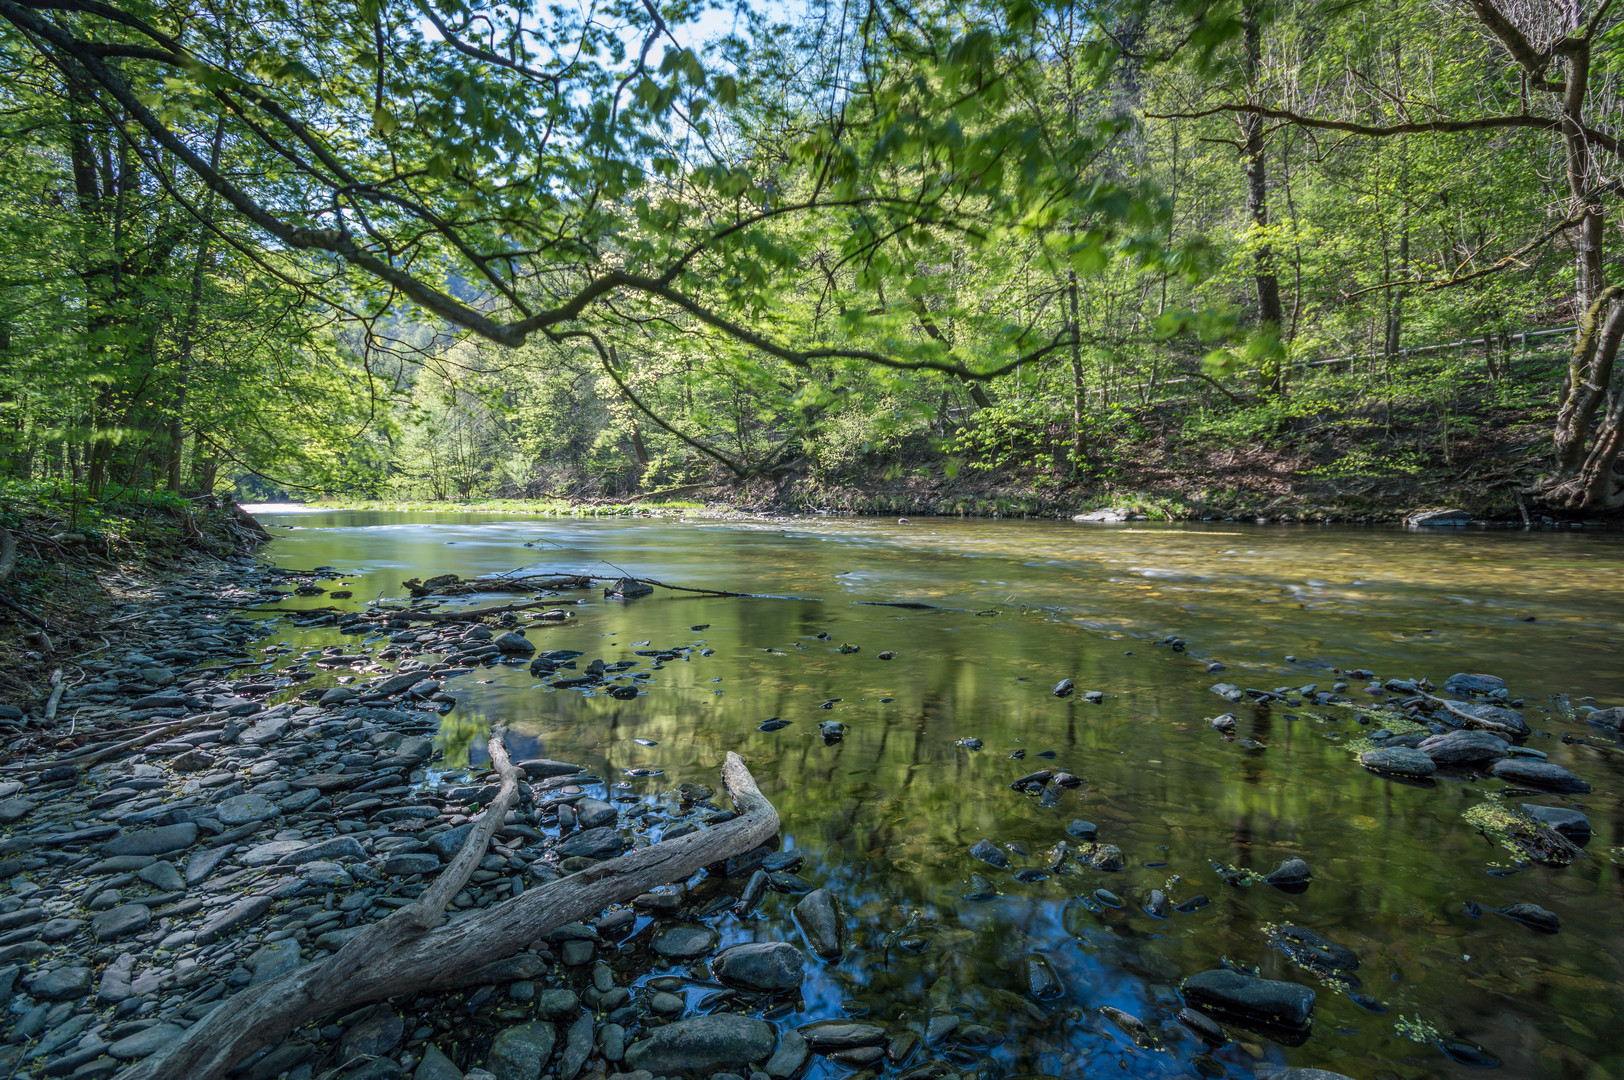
xmin=1069 ymin=270 xmax=1085 ymax=472
xmin=168 ymin=119 xmax=226 ymax=492
xmin=1240 ymin=0 xmax=1284 ymax=393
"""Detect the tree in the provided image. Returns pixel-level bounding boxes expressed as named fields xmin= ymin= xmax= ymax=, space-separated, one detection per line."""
xmin=1144 ymin=0 xmax=1624 ymax=509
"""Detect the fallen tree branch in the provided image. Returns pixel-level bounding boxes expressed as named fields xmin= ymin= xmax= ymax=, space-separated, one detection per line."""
xmin=119 ymin=750 xmax=779 ymax=1080
xmin=0 ymin=711 xmax=228 ymax=773
xmin=42 ymin=669 xmax=63 ymax=722
xmin=369 ymin=598 xmax=567 ymax=622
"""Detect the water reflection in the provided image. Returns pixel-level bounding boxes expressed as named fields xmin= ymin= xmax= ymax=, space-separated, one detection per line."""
xmin=251 ymin=510 xmax=1624 ymax=1079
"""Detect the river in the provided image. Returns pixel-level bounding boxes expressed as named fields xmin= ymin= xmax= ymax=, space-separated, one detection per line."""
xmin=246 ymin=508 xmax=1624 ymax=1080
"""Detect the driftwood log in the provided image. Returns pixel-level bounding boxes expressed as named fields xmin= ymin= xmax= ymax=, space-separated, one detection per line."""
xmin=119 ymin=746 xmax=779 ymax=1080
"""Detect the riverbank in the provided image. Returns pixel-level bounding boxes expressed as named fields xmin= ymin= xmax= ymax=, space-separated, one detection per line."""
xmin=3 ymin=510 xmax=1622 ymax=1080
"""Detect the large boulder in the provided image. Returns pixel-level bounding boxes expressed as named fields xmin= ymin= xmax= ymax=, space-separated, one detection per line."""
xmin=1418 ymin=730 xmax=1510 ymax=765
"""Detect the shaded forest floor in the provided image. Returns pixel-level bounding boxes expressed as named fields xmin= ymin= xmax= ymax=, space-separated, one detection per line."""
xmin=0 ymin=485 xmax=269 ymax=715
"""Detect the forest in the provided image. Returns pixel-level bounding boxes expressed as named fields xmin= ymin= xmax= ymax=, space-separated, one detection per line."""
xmin=0 ymin=0 xmax=1621 ymax=519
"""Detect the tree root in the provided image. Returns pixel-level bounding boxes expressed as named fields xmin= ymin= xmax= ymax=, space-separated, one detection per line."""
xmin=117 ymin=748 xmax=779 ymax=1080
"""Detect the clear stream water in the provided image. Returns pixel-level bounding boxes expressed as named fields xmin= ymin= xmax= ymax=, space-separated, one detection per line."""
xmin=246 ymin=509 xmax=1624 ymax=1080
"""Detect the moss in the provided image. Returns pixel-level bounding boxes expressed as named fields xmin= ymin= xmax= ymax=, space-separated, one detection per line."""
xmin=1463 ymin=794 xmax=1580 ymax=867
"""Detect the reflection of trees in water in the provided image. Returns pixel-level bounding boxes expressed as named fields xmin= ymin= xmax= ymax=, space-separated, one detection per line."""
xmin=379 ymin=569 xmax=1624 ymax=1078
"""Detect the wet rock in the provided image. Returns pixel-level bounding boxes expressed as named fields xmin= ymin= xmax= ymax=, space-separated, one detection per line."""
xmin=170 ymin=749 xmax=215 ymax=772
xmin=1026 ymin=953 xmax=1063 ymax=1000
xmin=495 ymin=632 xmax=536 ymax=655
xmin=793 ymin=889 xmax=844 ymax=961
xmin=575 ymin=797 xmax=618 ymax=829
xmin=1066 ymin=819 xmax=1098 ymax=840
xmin=1360 ymin=746 xmax=1436 ymax=778
xmin=961 ymin=875 xmax=996 ymax=902
xmin=763 ymin=1028 xmax=808 ymax=1079
xmin=1444 ymin=673 xmax=1507 ymax=697
xmin=1491 ymin=758 xmax=1590 ymax=793
xmin=1181 ymin=969 xmax=1315 ymax=1029
xmin=1052 ymin=679 xmax=1074 ymax=697
xmin=799 ymin=1021 xmax=887 ymax=1051
xmin=247 ymin=939 xmax=302 ymax=984
xmin=624 ymin=1014 xmax=778 ymax=1075
xmin=1439 ymin=701 xmax=1530 ymax=737
xmin=1080 ymin=843 xmax=1124 ymax=871
xmin=818 ymin=721 xmax=845 ymax=743
xmin=652 ymin=925 xmax=720 ymax=960
xmin=713 ymin=941 xmax=805 ymax=992
xmin=1585 ymin=706 xmax=1624 ymax=731
xmin=1520 ymin=804 xmax=1592 ymax=843
xmin=556 ymin=826 xmax=624 ymax=859
xmin=1497 ymin=903 xmax=1559 ymax=933
xmin=517 ymin=759 xmax=583 ymax=780
xmin=1264 ymin=857 xmax=1312 ymax=891
xmin=99 ymin=822 xmax=198 ymax=857
xmin=1418 ymin=729 xmax=1511 ymax=764
xmin=968 ymin=840 xmax=1008 ymax=869
xmin=535 ymin=989 xmax=581 ymax=1021
xmin=1269 ymin=925 xmax=1359 ymax=973
xmin=1210 ymin=714 xmax=1237 ymax=734
xmin=1211 ymin=683 xmax=1245 ymax=703
xmin=487 ymin=1020 xmax=556 ymax=1080
xmin=1144 ymin=889 xmax=1169 ymax=918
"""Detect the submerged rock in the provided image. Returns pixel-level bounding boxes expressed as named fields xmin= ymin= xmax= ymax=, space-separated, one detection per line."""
xmin=1264 ymin=857 xmax=1312 ymax=891
xmin=1497 ymin=903 xmax=1560 ymax=933
xmin=1181 ymin=969 xmax=1316 ymax=1030
xmin=968 ymin=840 xmax=1008 ymax=869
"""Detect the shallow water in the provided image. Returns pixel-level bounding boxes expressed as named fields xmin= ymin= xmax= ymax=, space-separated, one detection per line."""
xmin=248 ymin=510 xmax=1624 ymax=1080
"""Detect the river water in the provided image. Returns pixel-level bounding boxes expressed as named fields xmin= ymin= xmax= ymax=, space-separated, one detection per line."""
xmin=247 ymin=509 xmax=1624 ymax=1080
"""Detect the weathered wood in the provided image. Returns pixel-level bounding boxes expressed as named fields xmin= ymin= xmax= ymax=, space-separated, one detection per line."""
xmin=0 ymin=711 xmax=228 ymax=773
xmin=118 ymin=750 xmax=779 ymax=1080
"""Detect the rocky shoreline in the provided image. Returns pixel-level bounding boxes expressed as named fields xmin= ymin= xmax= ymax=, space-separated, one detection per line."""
xmin=3 ymin=535 xmax=1619 ymax=1080
xmin=0 ymin=555 xmax=840 ymax=1080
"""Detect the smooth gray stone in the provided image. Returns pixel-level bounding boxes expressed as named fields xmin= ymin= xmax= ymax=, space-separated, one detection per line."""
xmin=1419 ymin=730 xmax=1510 ymax=764
xmin=99 ymin=822 xmax=198 ymax=857
xmin=216 ymin=794 xmax=282 ymax=826
xmin=246 ymin=939 xmax=302 ymax=984
xmin=792 ymin=889 xmax=844 ymax=961
xmin=1181 ymin=969 xmax=1315 ymax=1028
xmin=1491 ymin=758 xmax=1591 ymax=793
xmin=185 ymin=845 xmax=232 ymax=886
xmin=90 ymin=904 xmax=152 ymax=941
xmin=487 ymin=1020 xmax=556 ymax=1080
xmin=1444 ymin=672 xmax=1507 ymax=696
xmin=1360 ymin=747 xmax=1436 ymax=777
xmin=763 ymin=1028 xmax=808 ymax=1079
xmin=26 ymin=965 xmax=92 ymax=1000
xmin=137 ymin=861 xmax=185 ymax=892
xmin=414 ymin=1044 xmax=463 ymax=1080
xmin=712 ymin=941 xmax=805 ymax=992
xmin=383 ymin=852 xmax=441 ymax=876
xmin=625 ymin=1014 xmax=778 ymax=1076
xmin=196 ymin=893 xmax=274 ymax=943
xmin=108 ymin=1022 xmax=185 ymax=1060
xmin=279 ymin=836 xmax=366 ymax=865
xmin=494 ymin=632 xmax=536 ymax=655
xmin=340 ymin=1008 xmax=404 ymax=1060
xmin=651 ymin=924 xmax=719 ymax=960
xmin=238 ymin=716 xmax=291 ymax=745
